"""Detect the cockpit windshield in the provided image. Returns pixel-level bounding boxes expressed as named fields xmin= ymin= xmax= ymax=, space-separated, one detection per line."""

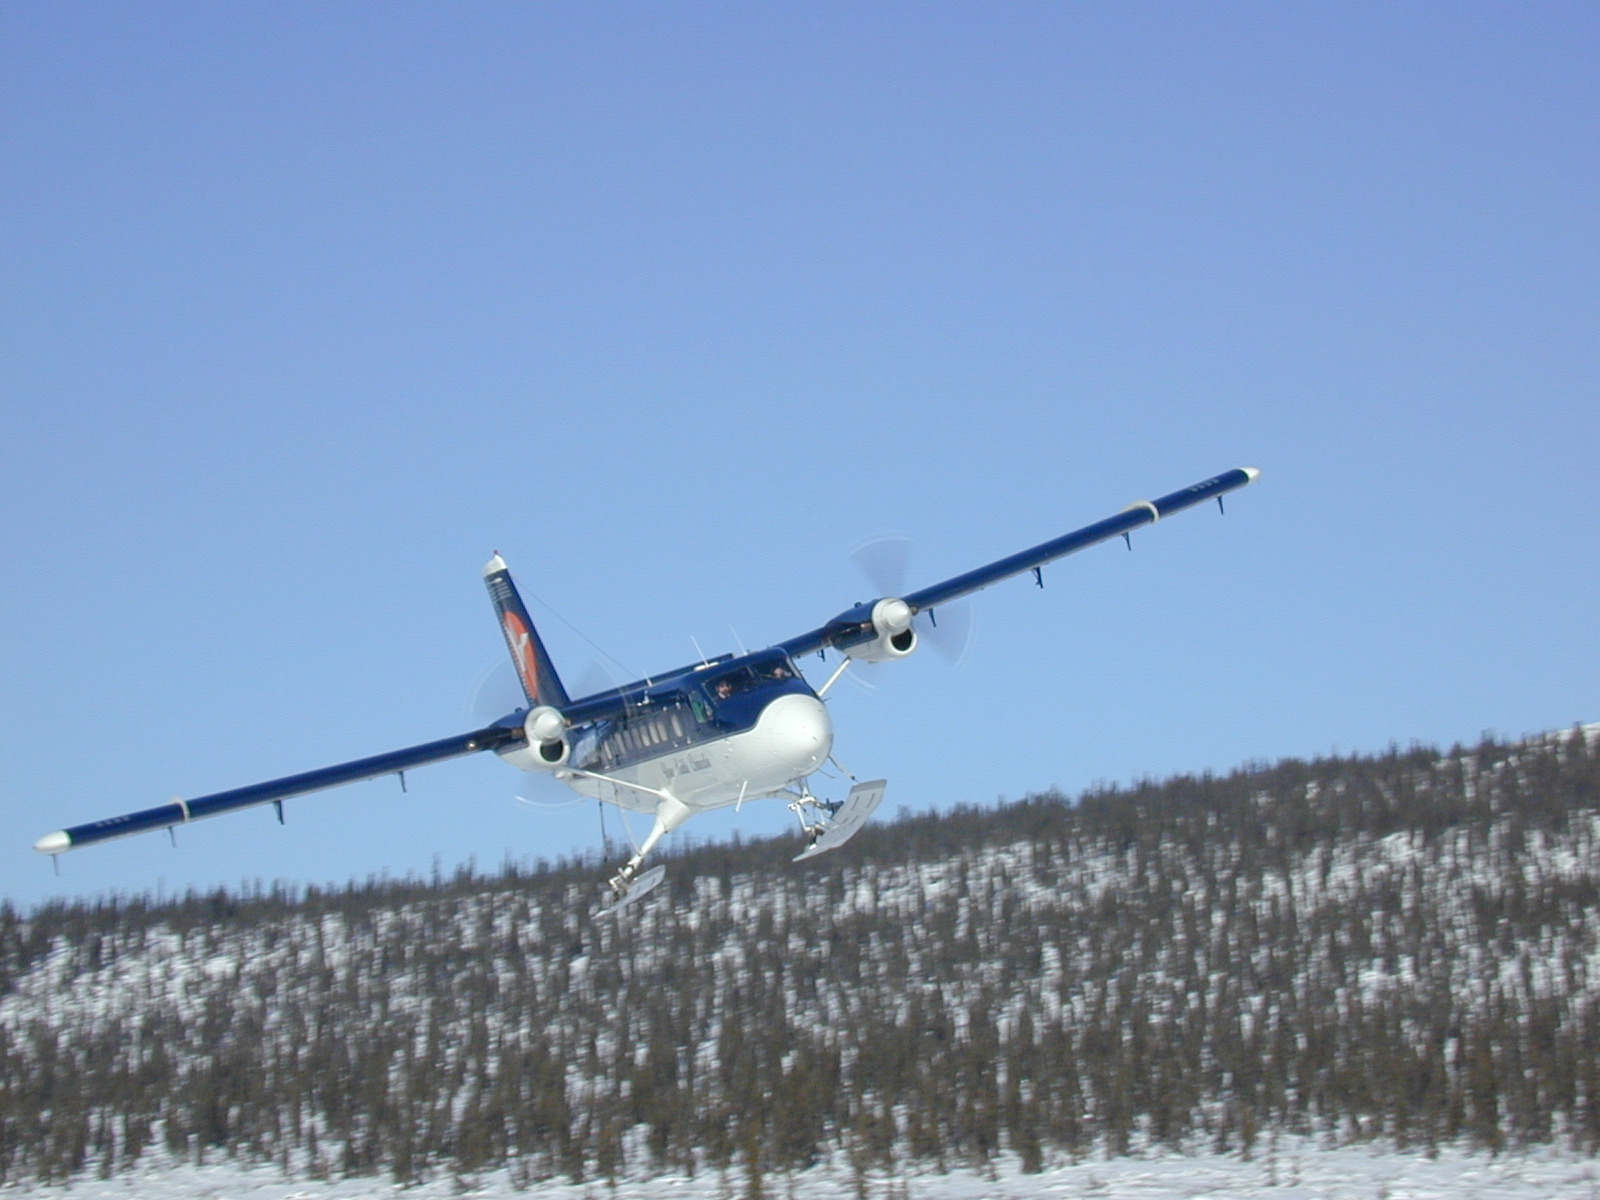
xmin=704 ymin=655 xmax=797 ymax=702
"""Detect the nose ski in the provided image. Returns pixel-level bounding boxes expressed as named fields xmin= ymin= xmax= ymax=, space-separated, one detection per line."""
xmin=794 ymin=779 xmax=886 ymax=862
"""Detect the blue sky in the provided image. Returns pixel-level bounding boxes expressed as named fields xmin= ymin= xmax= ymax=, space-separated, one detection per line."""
xmin=3 ymin=3 xmax=1596 ymax=909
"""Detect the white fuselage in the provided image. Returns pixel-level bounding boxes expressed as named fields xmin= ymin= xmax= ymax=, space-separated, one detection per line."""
xmin=550 ymin=693 xmax=833 ymax=815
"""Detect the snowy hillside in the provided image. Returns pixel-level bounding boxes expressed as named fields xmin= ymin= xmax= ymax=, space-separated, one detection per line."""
xmin=3 ymin=728 xmax=1598 ymax=1192
xmin=5 ymin=1139 xmax=1600 ymax=1200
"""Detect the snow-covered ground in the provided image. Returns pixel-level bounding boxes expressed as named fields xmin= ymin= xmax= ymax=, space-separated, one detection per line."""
xmin=7 ymin=1144 xmax=1598 ymax=1200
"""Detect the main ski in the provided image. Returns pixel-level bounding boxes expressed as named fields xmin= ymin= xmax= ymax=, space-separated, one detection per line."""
xmin=794 ymin=779 xmax=886 ymax=861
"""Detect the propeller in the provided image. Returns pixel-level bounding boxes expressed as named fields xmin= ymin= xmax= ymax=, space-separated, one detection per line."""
xmin=468 ymin=658 xmax=525 ymax=725
xmin=466 ymin=659 xmax=562 ymax=805
xmin=516 ymin=792 xmax=585 ymax=811
xmin=849 ymin=535 xmax=973 ymax=665
xmin=468 ymin=657 xmax=621 ymax=807
xmin=850 ymin=535 xmax=914 ymax=602
xmin=571 ymin=661 xmax=626 ymax=704
xmin=468 ymin=658 xmax=624 ymax=726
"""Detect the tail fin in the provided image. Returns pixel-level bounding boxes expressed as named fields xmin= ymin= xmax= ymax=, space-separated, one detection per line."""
xmin=482 ymin=554 xmax=571 ymax=709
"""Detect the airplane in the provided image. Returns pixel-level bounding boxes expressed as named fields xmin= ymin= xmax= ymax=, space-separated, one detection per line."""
xmin=33 ymin=467 xmax=1260 ymax=910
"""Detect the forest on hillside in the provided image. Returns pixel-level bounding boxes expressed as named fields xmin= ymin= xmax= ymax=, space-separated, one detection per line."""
xmin=2 ymin=728 xmax=1599 ymax=1190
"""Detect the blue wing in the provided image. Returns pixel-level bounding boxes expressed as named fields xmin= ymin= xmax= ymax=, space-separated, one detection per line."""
xmin=777 ymin=466 xmax=1260 ymax=659
xmin=35 ymin=721 xmax=524 ymax=854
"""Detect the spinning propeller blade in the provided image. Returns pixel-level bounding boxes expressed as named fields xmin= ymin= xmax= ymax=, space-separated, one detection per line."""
xmin=850 ymin=535 xmax=974 ymax=664
xmin=850 ymin=535 xmax=913 ymax=598
xmin=917 ymin=602 xmax=973 ymax=666
xmin=468 ymin=658 xmax=527 ymax=725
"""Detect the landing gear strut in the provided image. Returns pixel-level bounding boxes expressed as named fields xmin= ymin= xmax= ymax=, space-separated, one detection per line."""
xmin=787 ymin=784 xmax=841 ymax=848
xmin=600 ymin=794 xmax=693 ymax=911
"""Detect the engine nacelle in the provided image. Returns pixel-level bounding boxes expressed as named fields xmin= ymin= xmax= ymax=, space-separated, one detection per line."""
xmin=506 ymin=704 xmax=569 ymax=769
xmin=842 ymin=597 xmax=918 ymax=664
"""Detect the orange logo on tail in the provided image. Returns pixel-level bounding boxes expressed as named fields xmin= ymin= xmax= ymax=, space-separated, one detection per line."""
xmin=501 ymin=612 xmax=539 ymax=701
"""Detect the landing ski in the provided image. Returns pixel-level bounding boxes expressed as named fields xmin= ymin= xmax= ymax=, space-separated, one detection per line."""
xmin=599 ymin=865 xmax=667 ymax=916
xmin=794 ymin=779 xmax=886 ymax=861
